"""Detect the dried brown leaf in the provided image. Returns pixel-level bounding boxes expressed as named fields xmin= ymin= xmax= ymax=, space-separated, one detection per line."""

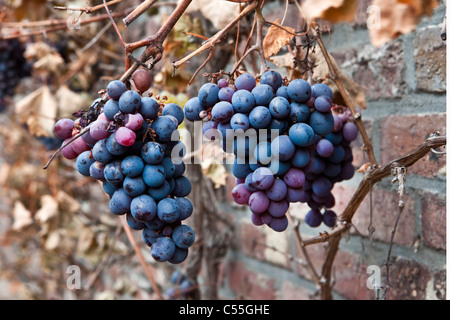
xmin=369 ymin=0 xmax=439 ymax=47
xmin=11 ymin=201 xmax=33 ymax=231
xmin=301 ymin=0 xmax=358 ymax=23
xmin=263 ymin=18 xmax=296 ymax=59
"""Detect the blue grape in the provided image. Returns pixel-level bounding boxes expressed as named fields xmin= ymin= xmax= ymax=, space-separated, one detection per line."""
xmin=286 ymin=187 xmax=310 ymax=203
xmin=252 ymin=84 xmax=274 ymax=106
xmin=131 ymin=194 xmax=157 ymax=222
xmin=305 ymin=155 xmax=326 ymax=174
xmin=211 ymin=101 xmax=234 ymax=123
xmin=268 ymin=200 xmax=289 ymax=218
xmin=123 ymin=175 xmax=146 ymax=197
xmin=118 ymin=90 xmax=141 ymax=114
xmin=184 ymin=97 xmax=203 ymax=122
xmin=269 ymin=96 xmax=290 ymax=119
xmin=173 ymin=162 xmax=185 ymax=178
xmin=232 ymin=161 xmax=253 ymax=179
xmin=325 ymin=131 xmax=343 ymax=145
xmin=198 ymin=83 xmax=219 ymax=107
xmin=323 ymin=162 xmax=342 ymax=178
xmin=141 ymin=141 xmax=164 ymax=164
xmin=76 ymin=151 xmax=95 ymax=176
xmin=311 ymin=83 xmax=333 ymax=99
xmin=157 ymin=198 xmax=180 ymax=223
xmin=309 ymin=111 xmax=334 ymax=136
xmin=143 ymin=164 xmax=166 ymax=187
xmin=109 ymin=188 xmax=132 ymax=215
xmin=151 ymin=116 xmax=177 ymax=142
xmin=106 ymin=133 xmax=128 ymax=156
xmin=305 ymin=209 xmax=323 ymax=227
xmin=283 ymin=167 xmax=305 ymax=188
xmin=92 ymin=139 xmax=114 ymax=163
xmin=202 ymin=121 xmax=220 ymax=141
xmin=104 ymin=160 xmax=124 ymax=185
xmin=339 ymin=161 xmax=355 ymax=180
xmin=231 ymin=90 xmax=256 ymax=113
xmin=289 ymin=123 xmax=315 ymax=147
xmin=175 ymin=197 xmax=193 ymax=221
xmin=291 ymin=148 xmax=310 ymax=168
xmin=287 ymin=79 xmax=311 ymax=103
xmin=148 ymin=180 xmax=171 ymax=201
xmin=268 ymin=118 xmax=289 ymax=134
xmin=89 ymin=161 xmax=106 ymax=180
xmin=254 ymin=141 xmax=272 ymax=164
xmin=151 ymin=237 xmax=176 ymax=262
xmin=244 ymin=173 xmax=259 ymax=192
xmin=121 ymin=155 xmax=144 ymax=177
xmin=140 ymin=97 xmax=160 ymax=120
xmin=271 ymin=135 xmax=295 ymax=161
xmin=290 ymin=102 xmax=310 ymax=123
xmin=168 ymin=247 xmax=189 ymax=264
xmin=163 ymin=103 xmax=184 ymax=125
xmin=107 ymin=80 xmax=127 ymax=100
xmin=218 ymin=87 xmax=235 ymax=102
xmin=103 ymin=181 xmax=119 ymax=197
xmin=269 ymin=160 xmax=291 ymax=176
xmin=145 ymin=216 xmax=166 ymax=231
xmin=260 ymin=70 xmax=283 ymax=92
xmin=172 ymin=225 xmax=195 ymax=249
xmin=276 ymin=86 xmax=289 ymax=100
xmin=172 ymin=176 xmax=192 ymax=197
xmin=126 ymin=213 xmax=146 ymax=230
xmin=143 ymin=227 xmax=159 ymax=246
xmin=230 ymin=113 xmax=250 ymax=131
xmin=103 ymin=99 xmax=120 ymax=121
xmin=249 ymin=106 xmax=272 ymax=129
xmin=328 ymin=145 xmax=345 ymax=164
xmin=235 ymin=73 xmax=256 ymax=91
xmin=161 ymin=157 xmax=175 ymax=178
xmin=314 ymin=96 xmax=332 ymax=113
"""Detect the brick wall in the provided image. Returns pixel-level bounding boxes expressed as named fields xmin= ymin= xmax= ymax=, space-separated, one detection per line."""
xmin=212 ymin=2 xmax=447 ymax=300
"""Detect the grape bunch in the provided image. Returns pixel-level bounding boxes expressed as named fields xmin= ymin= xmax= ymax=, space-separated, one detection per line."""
xmin=0 ymin=38 xmax=31 ymax=112
xmin=165 ymin=270 xmax=195 ymax=299
xmin=53 ymin=73 xmax=195 ymax=264
xmin=184 ymin=70 xmax=358 ymax=231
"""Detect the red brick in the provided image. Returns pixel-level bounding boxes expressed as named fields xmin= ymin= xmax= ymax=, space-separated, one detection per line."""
xmin=238 ymin=222 xmax=267 ymax=261
xmin=294 ymin=242 xmax=327 ymax=282
xmin=279 ymin=281 xmax=315 ymax=300
xmin=333 ymin=250 xmax=372 ymax=300
xmin=421 ymin=193 xmax=446 ymax=250
xmin=351 ymin=120 xmax=373 ymax=169
xmin=387 ymin=258 xmax=431 ymax=300
xmin=380 ymin=113 xmax=446 ymax=178
xmin=225 ymin=261 xmax=277 ymax=300
xmin=333 ymin=185 xmax=416 ymax=246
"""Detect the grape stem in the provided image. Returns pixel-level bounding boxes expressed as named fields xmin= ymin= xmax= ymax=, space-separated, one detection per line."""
xmin=314 ymin=27 xmax=378 ymax=167
xmin=42 ymin=125 xmax=92 ymax=170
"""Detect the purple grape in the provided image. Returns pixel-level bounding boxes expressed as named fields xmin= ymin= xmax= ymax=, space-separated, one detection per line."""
xmin=218 ymin=87 xmax=235 ymax=102
xmin=218 ymin=78 xmax=228 ymax=89
xmin=332 ymin=113 xmax=343 ymax=132
xmin=82 ymin=130 xmax=98 ymax=147
xmin=286 ymin=187 xmax=310 ymax=203
xmin=211 ymin=101 xmax=234 ymax=123
xmin=125 ymin=112 xmax=144 ymax=131
xmin=305 ymin=209 xmax=323 ymax=227
xmin=54 ymin=118 xmax=74 ymax=139
xmin=245 ymin=173 xmax=259 ymax=192
xmin=251 ymin=213 xmax=264 ymax=226
xmin=252 ymin=167 xmax=275 ymax=190
xmin=269 ymin=216 xmax=288 ymax=232
xmin=61 ymin=139 xmax=78 ymax=159
xmin=339 ymin=161 xmax=355 ymax=180
xmin=343 ymin=122 xmax=358 ymax=141
xmin=271 ymin=135 xmax=295 ymax=161
xmin=312 ymin=177 xmax=333 ymax=197
xmin=249 ymin=191 xmax=270 ymax=214
xmin=90 ymin=119 xmax=111 ymax=140
xmin=316 ymin=139 xmax=334 ymax=158
xmin=202 ymin=121 xmax=220 ymax=141
xmin=261 ymin=212 xmax=273 ymax=225
xmin=266 ymin=179 xmax=288 ymax=201
xmin=115 ymin=126 xmax=136 ymax=147
xmin=283 ymin=168 xmax=305 ymax=188
xmin=231 ymin=183 xmax=251 ymax=205
xmin=323 ymin=210 xmax=337 ymax=227
xmin=268 ymin=199 xmax=289 ymax=218
xmin=314 ymin=96 xmax=332 ymax=113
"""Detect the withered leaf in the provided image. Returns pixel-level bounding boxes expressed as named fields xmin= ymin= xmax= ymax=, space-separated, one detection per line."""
xmin=263 ymin=18 xmax=296 ymax=59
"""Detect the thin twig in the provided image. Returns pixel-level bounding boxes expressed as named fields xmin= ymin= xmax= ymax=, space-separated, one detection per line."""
xmin=54 ymin=0 xmax=126 ymax=15
xmin=187 ymin=47 xmax=215 ymax=85
xmin=123 ymin=0 xmax=158 ymax=26
xmin=119 ymin=215 xmax=163 ymax=300
xmin=103 ymin=0 xmax=127 ymax=47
